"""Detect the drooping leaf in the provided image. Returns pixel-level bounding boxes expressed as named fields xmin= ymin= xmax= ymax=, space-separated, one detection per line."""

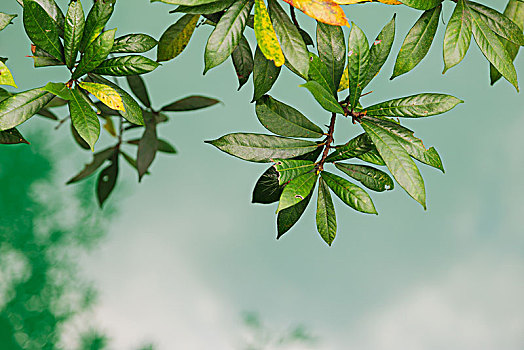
xmin=316 ymin=177 xmax=336 ymax=246
xmin=93 ymin=55 xmax=160 ymax=76
xmin=300 ymin=81 xmax=345 ymax=114
xmin=31 ymin=0 xmax=65 ymax=36
xmin=361 ymin=120 xmax=426 ymax=208
xmin=204 ymin=0 xmax=253 ymax=72
xmin=73 ymin=29 xmax=116 ymax=79
xmin=347 ymin=22 xmax=370 ymax=107
xmin=255 ymin=95 xmax=324 ymax=138
xmin=97 ymin=150 xmax=119 ymax=208
xmin=277 ymin=191 xmax=312 ymax=238
xmin=232 ymin=35 xmax=254 ymax=90
xmin=157 ymin=14 xmax=199 ymax=62
xmin=397 ymin=0 xmax=441 ymax=10
xmin=0 ymin=88 xmax=53 ymax=131
xmin=0 ymin=61 xmax=17 ymax=88
xmin=23 ymin=0 xmax=64 ymax=61
xmin=69 ymin=87 xmax=100 ymax=150
xmin=137 ymin=111 xmax=158 ymax=181
xmin=277 ymin=171 xmax=317 ymax=212
xmin=0 ymin=13 xmax=17 ymax=31
xmin=254 ymin=0 xmax=285 ymax=66
xmin=281 ymin=0 xmax=348 ymax=27
xmin=443 ymin=0 xmax=472 ymax=73
xmin=42 ymin=82 xmax=73 ymax=100
xmin=126 ymin=75 xmax=151 ymax=108
xmin=64 ymin=0 xmax=85 ymax=69
xmin=67 ymin=146 xmax=116 ymax=184
xmin=127 ymin=138 xmax=177 ymax=154
xmin=268 ymin=0 xmax=309 ymax=77
xmin=252 ymin=45 xmax=281 ymax=101
xmin=0 ymin=128 xmax=29 ymax=145
xmin=173 ymin=0 xmax=236 ymax=14
xmin=79 ymin=0 xmax=114 ymax=52
xmin=161 ymin=95 xmax=220 ymax=111
xmin=317 ymin=22 xmax=346 ymax=90
xmin=71 ymin=122 xmax=90 ymax=150
xmin=205 ymin=133 xmax=320 ymax=162
xmin=321 ymin=171 xmax=377 ymax=214
xmin=30 ymin=45 xmax=64 ymax=67
xmin=391 ymin=5 xmax=441 ymax=79
xmin=79 ymin=82 xmax=125 ymax=111
xmin=273 ymin=159 xmax=316 ymax=185
xmin=365 ymin=93 xmax=463 ymax=117
xmin=308 ymin=53 xmax=336 ymax=94
xmin=252 ymin=166 xmax=284 ymax=204
xmin=325 ymin=133 xmax=374 ymax=162
xmin=364 ymin=14 xmax=396 ymax=87
xmin=335 ymin=162 xmax=394 ymax=191
xmin=111 ymin=34 xmax=158 ymax=53
xmin=357 ymin=147 xmax=386 ymax=166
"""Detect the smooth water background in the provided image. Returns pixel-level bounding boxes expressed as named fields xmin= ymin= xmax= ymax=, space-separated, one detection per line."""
xmin=1 ymin=0 xmax=524 ymax=349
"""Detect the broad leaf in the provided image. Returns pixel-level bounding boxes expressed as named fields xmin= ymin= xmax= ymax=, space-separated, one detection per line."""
xmin=0 ymin=128 xmax=29 ymax=145
xmin=67 ymin=146 xmax=116 ymax=184
xmin=254 ymin=0 xmax=285 ymax=66
xmin=365 ymin=93 xmax=463 ymax=117
xmin=325 ymin=133 xmax=374 ymax=162
xmin=321 ymin=171 xmax=377 ymax=214
xmin=277 ymin=171 xmax=317 ymax=212
xmin=364 ymin=14 xmax=396 ymax=87
xmin=174 ymin=0 xmax=236 ymax=14
xmin=137 ymin=111 xmax=158 ymax=181
xmin=93 ymin=55 xmax=160 ymax=76
xmin=255 ymin=95 xmax=324 ymax=138
xmin=281 ymin=0 xmax=348 ymax=26
xmin=273 ymin=159 xmax=316 ymax=185
xmin=316 ymin=177 xmax=336 ymax=245
xmin=252 ymin=46 xmax=281 ymax=101
xmin=204 ymin=0 xmax=253 ymax=72
xmin=126 ymin=75 xmax=151 ymax=108
xmin=23 ymin=0 xmax=64 ymax=61
xmin=398 ymin=0 xmax=441 ymax=10
xmin=205 ymin=133 xmax=320 ymax=162
xmin=232 ymin=35 xmax=254 ymax=90
xmin=308 ymin=53 xmax=336 ymax=94
xmin=317 ymin=22 xmax=346 ymax=90
xmin=42 ymin=82 xmax=73 ymax=100
xmin=392 ymin=5 xmax=441 ymax=79
xmin=252 ymin=166 xmax=284 ymax=204
xmin=79 ymin=0 xmax=114 ymax=52
xmin=112 ymin=34 xmax=158 ymax=53
xmin=79 ymin=82 xmax=125 ymax=111
xmin=32 ymin=0 xmax=65 ymax=36
xmin=64 ymin=0 xmax=85 ymax=69
xmin=357 ymin=147 xmax=386 ymax=166
xmin=347 ymin=22 xmax=370 ymax=107
xmin=73 ymin=29 xmax=116 ymax=79
xmin=443 ymin=0 xmax=472 ymax=73
xmin=161 ymin=95 xmax=220 ymax=111
xmin=361 ymin=120 xmax=426 ymax=208
xmin=335 ymin=162 xmax=394 ymax=192
xmin=0 ymin=88 xmax=53 ymax=131
xmin=300 ymin=81 xmax=345 ymax=114
xmin=158 ymin=14 xmax=199 ymax=62
xmin=69 ymin=87 xmax=100 ymax=150
xmin=153 ymin=0 xmax=218 ymax=5
xmin=0 ymin=61 xmax=17 ymax=88
xmin=277 ymin=191 xmax=312 ymax=238
xmin=468 ymin=1 xmax=524 ymax=46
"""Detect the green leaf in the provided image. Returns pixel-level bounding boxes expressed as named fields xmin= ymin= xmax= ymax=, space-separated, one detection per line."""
xmin=0 ymin=13 xmax=17 ymax=31
xmin=161 ymin=95 xmax=220 ymax=111
xmin=30 ymin=46 xmax=63 ymax=67
xmin=357 ymin=147 xmax=386 ymax=166
xmin=316 ymin=22 xmax=346 ymax=90
xmin=157 ymin=139 xmax=177 ymax=153
xmin=300 ymin=81 xmax=345 ymax=114
xmin=0 ymin=61 xmax=17 ymax=88
xmin=277 ymin=191 xmax=312 ymax=238
xmin=31 ymin=0 xmax=65 ymax=36
xmin=0 ymin=88 xmax=53 ymax=131
xmin=93 ymin=55 xmax=160 ymax=76
xmin=443 ymin=0 xmax=472 ymax=73
xmin=204 ymin=0 xmax=253 ymax=72
xmin=398 ymin=0 xmax=442 ymax=10
xmin=0 ymin=128 xmax=29 ymax=145
xmin=137 ymin=111 xmax=158 ymax=181
xmin=90 ymin=74 xmax=144 ymax=125
xmin=470 ymin=8 xmax=519 ymax=90
xmin=73 ymin=29 xmax=116 ymax=79
xmin=173 ymin=0 xmax=236 ymax=14
xmin=255 ymin=95 xmax=324 ymax=138
xmin=0 ymin=88 xmax=10 ymax=103
xmin=308 ymin=53 xmax=335 ymax=94
xmin=316 ymin=177 xmax=336 ymax=246
xmin=361 ymin=120 xmax=426 ymax=208
xmin=392 ymin=5 xmax=441 ymax=79
xmin=64 ymin=0 xmax=85 ymax=69
xmin=365 ymin=93 xmax=463 ymax=117
xmin=69 ymin=87 xmax=100 ymax=150
xmin=273 ymin=159 xmax=315 ymax=185
xmin=152 ymin=0 xmax=218 ymax=5
xmin=325 ymin=133 xmax=374 ymax=163
xmin=23 ymin=0 xmax=64 ymax=61
xmin=277 ymin=171 xmax=317 ymax=212
xmin=467 ymin=1 xmax=524 ymax=46
xmin=364 ymin=14 xmax=396 ymax=87
xmin=335 ymin=162 xmax=394 ymax=192
xmin=67 ymin=146 xmax=116 ymax=184
xmin=111 ymin=34 xmax=158 ymax=54
xmin=252 ymin=166 xmax=283 ymax=204
xmin=252 ymin=46 xmax=281 ymax=101
xmin=232 ymin=35 xmax=254 ymax=90
xmin=268 ymin=0 xmax=309 ymax=77
xmin=42 ymin=82 xmax=73 ymax=100
xmin=71 ymin=122 xmax=90 ymax=150
xmin=79 ymin=0 xmax=114 ymax=52
xmin=126 ymin=75 xmax=151 ymax=108
xmin=321 ymin=171 xmax=377 ymax=214
xmin=205 ymin=133 xmax=320 ymax=162
xmin=157 ymin=14 xmax=199 ymax=62
xmin=490 ymin=0 xmax=524 ymax=85
xmin=347 ymin=22 xmax=370 ymax=108
xmin=97 ymin=150 xmax=119 ymax=208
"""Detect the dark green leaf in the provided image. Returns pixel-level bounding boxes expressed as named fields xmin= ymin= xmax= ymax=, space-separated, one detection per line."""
xmin=300 ymin=81 xmax=345 ymax=114
xmin=316 ymin=177 xmax=336 ymax=246
xmin=357 ymin=147 xmax=386 ymax=166
xmin=443 ymin=0 xmax=472 ymax=73
xmin=126 ymin=75 xmax=151 ymax=108
xmin=157 ymin=14 xmax=199 ymax=62
xmin=111 ymin=34 xmax=158 ymax=53
xmin=277 ymin=171 xmax=317 ymax=212
xmin=277 ymin=191 xmax=312 ymax=238
xmin=364 ymin=14 xmax=396 ymax=87
xmin=157 ymin=139 xmax=177 ymax=154
xmin=299 ymin=28 xmax=314 ymax=46
xmin=73 ymin=29 xmax=116 ymax=79
xmin=0 ymin=88 xmax=53 ymax=130
xmin=79 ymin=0 xmax=114 ymax=52
xmin=205 ymin=133 xmax=320 ymax=162
xmin=153 ymin=0 xmax=218 ymax=6
xmin=316 ymin=22 xmax=346 ymax=90
xmin=308 ymin=53 xmax=335 ymax=94
xmin=365 ymin=93 xmax=463 ymax=117
xmin=273 ymin=159 xmax=315 ymax=185
xmin=42 ymin=82 xmax=73 ymax=100
xmin=64 ymin=0 xmax=85 ymax=69
xmin=36 ymin=108 xmax=58 ymax=120
xmin=252 ymin=45 xmax=281 ymax=101
xmin=97 ymin=150 xmax=119 ymax=208
xmin=71 ymin=122 xmax=90 ymax=150
xmin=93 ymin=55 xmax=160 ymax=76
xmin=66 ymin=146 xmax=116 ymax=184
xmin=161 ymin=95 xmax=220 ymax=111
xmin=32 ymin=0 xmax=65 ymax=36
xmin=335 ymin=162 xmax=394 ymax=192
xmin=255 ymin=95 xmax=323 ymax=138
xmin=252 ymin=166 xmax=283 ymax=204
xmin=23 ymin=0 xmax=64 ymax=61
xmin=321 ymin=171 xmax=377 ymax=214
xmin=137 ymin=111 xmax=158 ymax=181
xmin=0 ymin=128 xmax=29 ymax=145
xmin=173 ymin=0 xmax=236 ymax=14
xmin=398 ymin=0 xmax=442 ymax=10
xmin=232 ymin=35 xmax=254 ymax=90
xmin=69 ymin=87 xmax=100 ymax=150
xmin=347 ymin=22 xmax=370 ymax=108
xmin=325 ymin=133 xmax=374 ymax=163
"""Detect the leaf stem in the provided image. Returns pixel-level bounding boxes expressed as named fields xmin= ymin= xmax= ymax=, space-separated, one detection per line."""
xmin=316 ymin=112 xmax=337 ymax=172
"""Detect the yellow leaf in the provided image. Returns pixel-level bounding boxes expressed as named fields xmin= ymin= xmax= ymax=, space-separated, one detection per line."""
xmin=334 ymin=0 xmax=401 ymax=4
xmin=254 ymin=0 xmax=285 ymax=66
xmin=0 ymin=61 xmax=17 ymax=88
xmin=338 ymin=66 xmax=349 ymax=91
xmin=282 ymin=0 xmax=349 ymax=26
xmin=79 ymin=82 xmax=125 ymax=112
xmin=103 ymin=116 xmax=117 ymax=137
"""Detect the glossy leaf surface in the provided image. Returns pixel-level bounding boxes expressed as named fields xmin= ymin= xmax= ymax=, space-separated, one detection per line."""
xmin=277 ymin=171 xmax=317 ymax=212
xmin=365 ymin=93 xmax=462 ymax=117
xmin=73 ymin=29 xmax=116 ymax=79
xmin=335 ymin=162 xmax=394 ymax=192
xmin=252 ymin=46 xmax=281 ymax=101
xmin=64 ymin=0 xmax=85 ymax=69
xmin=158 ymin=14 xmax=199 ymax=62
xmin=316 ymin=177 xmax=337 ymax=245
xmin=69 ymin=87 xmax=100 ymax=150
xmin=274 ymin=159 xmax=316 ymax=185
xmin=112 ymin=34 xmax=158 ymax=54
xmin=321 ymin=171 xmax=377 ymax=214
xmin=93 ymin=55 xmax=160 ymax=76
xmin=0 ymin=88 xmax=53 ymax=131
xmin=23 ymin=0 xmax=64 ymax=61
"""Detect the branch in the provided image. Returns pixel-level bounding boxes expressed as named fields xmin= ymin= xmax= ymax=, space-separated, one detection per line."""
xmin=316 ymin=113 xmax=337 ymax=172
